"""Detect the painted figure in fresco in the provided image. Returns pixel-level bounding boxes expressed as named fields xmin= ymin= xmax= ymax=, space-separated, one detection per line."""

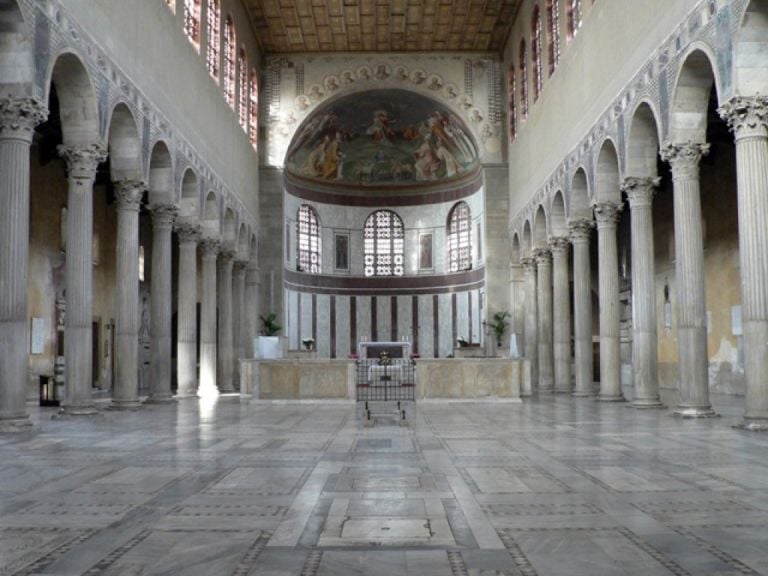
xmin=301 ymin=135 xmax=329 ymax=176
xmin=414 ymin=136 xmax=440 ymax=181
xmin=446 ymin=113 xmax=476 ymax=160
xmin=366 ymin=109 xmax=395 ymax=145
xmin=320 ymin=132 xmax=344 ymax=180
xmin=436 ymin=141 xmax=460 ymax=177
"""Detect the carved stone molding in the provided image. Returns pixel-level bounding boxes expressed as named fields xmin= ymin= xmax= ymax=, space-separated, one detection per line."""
xmin=621 ymin=177 xmax=660 ymax=208
xmin=113 ymin=180 xmax=145 ymax=212
xmin=718 ymin=96 xmax=768 ymax=141
xmin=593 ymin=202 xmax=622 ymax=227
xmin=568 ymin=219 xmax=594 ymax=243
xmin=0 ymin=98 xmax=48 ymax=141
xmin=660 ymin=142 xmax=710 ymax=179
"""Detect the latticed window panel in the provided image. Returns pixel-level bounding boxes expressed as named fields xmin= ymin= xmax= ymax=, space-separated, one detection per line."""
xmin=238 ymin=48 xmax=249 ymax=130
xmin=183 ymin=0 xmax=201 ymax=47
xmin=223 ymin=16 xmax=236 ymax=108
xmin=364 ymin=210 xmax=404 ymax=277
xmin=249 ymin=70 xmax=258 ymax=149
xmin=568 ymin=0 xmax=583 ymax=38
xmin=297 ymin=205 xmax=321 ymax=274
xmin=206 ymin=0 xmax=220 ymax=79
xmin=548 ymin=0 xmax=561 ymax=75
xmin=448 ymin=202 xmax=472 ymax=273
xmin=532 ymin=6 xmax=543 ymax=101
xmin=519 ymin=41 xmax=529 ymax=120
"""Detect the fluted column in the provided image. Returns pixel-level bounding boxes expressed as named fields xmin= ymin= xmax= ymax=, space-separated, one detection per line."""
xmin=622 ymin=177 xmax=664 ymax=408
xmin=0 ymin=98 xmax=47 ymax=431
xmin=232 ymin=261 xmax=247 ymax=387
xmin=594 ymin=202 xmax=624 ymax=402
xmin=521 ymin=257 xmax=538 ymax=394
xmin=509 ymin=262 xmax=525 ymax=352
xmin=720 ymin=97 xmax=768 ymax=430
xmin=58 ymin=143 xmax=108 ymax=415
xmin=660 ymin=143 xmax=716 ymax=417
xmin=199 ymin=239 xmax=219 ymax=397
xmin=110 ymin=180 xmax=144 ymax=409
xmin=535 ymin=248 xmax=554 ymax=393
xmin=569 ymin=219 xmax=594 ymax=397
xmin=217 ymin=249 xmax=235 ymax=392
xmin=175 ymin=224 xmax=200 ymax=398
xmin=550 ymin=237 xmax=572 ymax=394
xmin=145 ymin=204 xmax=177 ymax=403
xmin=244 ymin=262 xmax=261 ymax=359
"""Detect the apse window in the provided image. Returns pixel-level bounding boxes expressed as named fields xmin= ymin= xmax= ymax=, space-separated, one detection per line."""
xmin=447 ymin=201 xmax=472 ymax=272
xmin=364 ymin=210 xmax=404 ymax=277
xmin=297 ymin=204 xmax=321 ymax=274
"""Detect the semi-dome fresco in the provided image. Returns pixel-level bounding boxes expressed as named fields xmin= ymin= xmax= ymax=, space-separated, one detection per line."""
xmin=286 ymin=89 xmax=479 ymax=187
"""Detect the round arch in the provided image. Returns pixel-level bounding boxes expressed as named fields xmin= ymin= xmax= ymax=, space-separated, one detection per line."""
xmin=569 ymin=167 xmax=592 ymax=221
xmin=626 ymin=100 xmax=662 ymax=178
xmin=734 ymin=0 xmax=768 ymax=96
xmin=595 ymin=139 xmax=621 ymax=204
xmin=670 ymin=46 xmax=720 ymax=143
xmin=147 ymin=140 xmax=174 ymax=205
xmin=107 ymin=102 xmax=142 ymax=182
xmin=48 ymin=51 xmax=100 ymax=146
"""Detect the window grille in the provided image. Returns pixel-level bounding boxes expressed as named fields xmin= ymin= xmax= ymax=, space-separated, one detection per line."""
xmin=447 ymin=202 xmax=472 ymax=272
xmin=297 ymin=205 xmax=321 ymax=274
xmin=364 ymin=210 xmax=404 ymax=277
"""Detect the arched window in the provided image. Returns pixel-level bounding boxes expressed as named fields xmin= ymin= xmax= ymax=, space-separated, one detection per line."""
xmin=531 ymin=6 xmax=543 ymax=101
xmin=519 ymin=40 xmax=529 ymax=120
xmin=249 ymin=69 xmax=259 ymax=149
xmin=568 ymin=0 xmax=583 ymax=39
xmin=297 ymin=205 xmax=321 ymax=274
xmin=447 ymin=202 xmax=472 ymax=272
xmin=223 ymin=15 xmax=236 ymax=108
xmin=183 ymin=0 xmax=201 ymax=48
xmin=508 ymin=65 xmax=516 ymax=140
xmin=547 ymin=0 xmax=560 ymax=76
xmin=206 ymin=0 xmax=220 ymax=80
xmin=238 ymin=47 xmax=248 ymax=130
xmin=364 ymin=210 xmax=404 ymax=277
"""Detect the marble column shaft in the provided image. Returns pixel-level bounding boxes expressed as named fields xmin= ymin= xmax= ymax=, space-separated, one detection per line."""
xmin=521 ymin=257 xmax=538 ymax=394
xmin=660 ymin=142 xmax=715 ymax=417
xmin=244 ymin=263 xmax=261 ymax=359
xmin=569 ymin=219 xmax=594 ymax=396
xmin=535 ymin=248 xmax=554 ymax=393
xmin=550 ymin=237 xmax=572 ymax=393
xmin=59 ymin=143 xmax=108 ymax=415
xmin=622 ymin=177 xmax=663 ymax=408
xmin=0 ymin=98 xmax=47 ymax=430
xmin=720 ymin=97 xmax=768 ymax=429
xmin=199 ymin=239 xmax=219 ymax=396
xmin=509 ymin=263 xmax=525 ymax=347
xmin=232 ymin=261 xmax=247 ymax=387
xmin=594 ymin=202 xmax=624 ymax=402
xmin=146 ymin=204 xmax=177 ymax=403
xmin=175 ymin=224 xmax=200 ymax=398
xmin=111 ymin=181 xmax=144 ymax=409
xmin=217 ymin=250 xmax=235 ymax=392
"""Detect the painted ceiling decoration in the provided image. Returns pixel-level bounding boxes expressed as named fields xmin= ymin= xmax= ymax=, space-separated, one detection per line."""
xmin=243 ymin=0 xmax=521 ymax=53
xmin=285 ymin=89 xmax=480 ymax=188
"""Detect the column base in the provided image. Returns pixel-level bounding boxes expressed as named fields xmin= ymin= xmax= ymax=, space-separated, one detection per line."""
xmin=54 ymin=405 xmax=102 ymax=418
xmin=632 ymin=398 xmax=665 ymax=409
xmin=735 ymin=418 xmax=768 ymax=432
xmin=0 ymin=416 xmax=33 ymax=433
xmin=554 ymin=388 xmax=573 ymax=394
xmin=107 ymin=399 xmax=143 ymax=411
xmin=598 ymin=394 xmax=625 ymax=402
xmin=144 ymin=394 xmax=175 ymax=405
xmin=218 ymin=385 xmax=236 ymax=393
xmin=174 ymin=390 xmax=199 ymax=399
xmin=673 ymin=406 xmax=718 ymax=418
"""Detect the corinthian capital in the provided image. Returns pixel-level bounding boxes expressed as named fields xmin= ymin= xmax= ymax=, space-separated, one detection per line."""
xmin=58 ymin=143 xmax=108 ymax=179
xmin=520 ymin=256 xmax=537 ymax=273
xmin=149 ymin=204 xmax=178 ymax=230
xmin=568 ymin=219 xmax=594 ymax=243
xmin=718 ymin=96 xmax=768 ymax=140
xmin=533 ymin=247 xmax=551 ymax=266
xmin=593 ymin=202 xmax=622 ymax=227
xmin=548 ymin=236 xmax=570 ymax=255
xmin=200 ymin=238 xmax=220 ymax=257
xmin=175 ymin=223 xmax=201 ymax=244
xmin=660 ymin=142 xmax=710 ymax=178
xmin=0 ymin=97 xmax=48 ymax=141
xmin=621 ymin=177 xmax=660 ymax=207
xmin=113 ymin=180 xmax=145 ymax=211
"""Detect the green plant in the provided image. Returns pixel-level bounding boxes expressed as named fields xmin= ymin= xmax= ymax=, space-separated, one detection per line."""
xmin=259 ymin=313 xmax=282 ymax=336
xmin=491 ymin=311 xmax=510 ymax=347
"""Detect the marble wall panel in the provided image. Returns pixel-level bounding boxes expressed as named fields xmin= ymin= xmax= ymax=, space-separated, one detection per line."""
xmin=438 ymin=293 xmax=453 ymax=357
xmin=336 ymin=296 xmax=351 ymax=358
xmin=317 ymin=294 xmax=331 ymax=357
xmin=357 ymin=296 xmax=372 ymax=345
xmin=419 ymin=295 xmax=434 ymax=358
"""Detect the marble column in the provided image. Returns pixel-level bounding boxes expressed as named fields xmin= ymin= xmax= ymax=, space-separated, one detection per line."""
xmin=145 ymin=204 xmax=177 ymax=403
xmin=199 ymin=239 xmax=219 ymax=396
xmin=594 ymin=202 xmax=624 ymax=402
xmin=720 ymin=97 xmax=768 ymax=430
xmin=509 ymin=262 xmax=525 ymax=354
xmin=569 ymin=219 xmax=594 ymax=397
xmin=622 ymin=177 xmax=664 ymax=408
xmin=535 ymin=248 xmax=554 ymax=393
xmin=550 ymin=237 xmax=572 ymax=393
xmin=110 ymin=180 xmax=144 ymax=409
xmin=217 ymin=249 xmax=235 ymax=392
xmin=0 ymin=98 xmax=47 ymax=431
xmin=175 ymin=224 xmax=200 ymax=398
xmin=244 ymin=263 xmax=261 ymax=359
xmin=660 ymin=142 xmax=716 ymax=417
xmin=58 ymin=143 xmax=108 ymax=415
xmin=232 ymin=260 xmax=247 ymax=387
xmin=521 ymin=257 xmax=538 ymax=394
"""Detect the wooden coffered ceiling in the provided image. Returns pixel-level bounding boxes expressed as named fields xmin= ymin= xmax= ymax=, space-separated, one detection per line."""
xmin=242 ymin=0 xmax=521 ymax=54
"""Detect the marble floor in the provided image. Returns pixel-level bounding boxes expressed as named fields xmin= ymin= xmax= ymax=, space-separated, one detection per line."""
xmin=2 ymin=390 xmax=768 ymax=576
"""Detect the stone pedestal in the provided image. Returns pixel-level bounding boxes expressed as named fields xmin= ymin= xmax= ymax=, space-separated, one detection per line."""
xmin=199 ymin=239 xmax=219 ymax=397
xmin=594 ymin=202 xmax=624 ymax=402
xmin=569 ymin=219 xmax=594 ymax=397
xmin=623 ymin=177 xmax=664 ymax=409
xmin=110 ymin=180 xmax=144 ymax=409
xmin=217 ymin=250 xmax=235 ymax=392
xmin=58 ymin=144 xmax=108 ymax=416
xmin=535 ymin=249 xmax=554 ymax=393
xmin=550 ymin=237 xmax=572 ymax=394
xmin=521 ymin=257 xmax=538 ymax=395
xmin=661 ymin=143 xmax=716 ymax=417
xmin=720 ymin=97 xmax=768 ymax=430
xmin=145 ymin=205 xmax=177 ymax=403
xmin=0 ymin=98 xmax=47 ymax=431
xmin=175 ymin=224 xmax=200 ymax=398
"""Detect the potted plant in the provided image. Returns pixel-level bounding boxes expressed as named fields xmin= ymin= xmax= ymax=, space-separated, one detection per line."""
xmin=257 ymin=313 xmax=284 ymax=359
xmin=490 ymin=311 xmax=510 ymax=348
xmin=259 ymin=312 xmax=282 ymax=336
xmin=301 ymin=337 xmax=315 ymax=351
